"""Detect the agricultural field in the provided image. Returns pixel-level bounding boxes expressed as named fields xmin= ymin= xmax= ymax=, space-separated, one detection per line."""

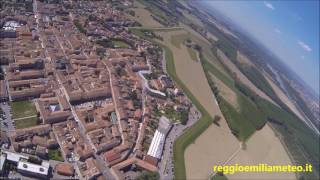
xmin=135 ymin=0 xmax=178 ymax=27
xmin=169 ymin=32 xmax=199 ymax=61
xmin=182 ymin=10 xmax=204 ymax=28
xmin=226 ymin=124 xmax=295 ymax=180
xmin=208 ymin=73 xmax=239 ymax=110
xmin=186 ymin=47 xmax=198 ymax=61
xmin=126 ymin=1 xmax=163 ymax=28
xmin=185 ymin=123 xmax=239 ymax=180
xmin=236 ymin=51 xmax=254 ymax=67
xmin=216 ymin=49 xmax=276 ymax=104
xmin=263 ymin=73 xmax=305 ymax=121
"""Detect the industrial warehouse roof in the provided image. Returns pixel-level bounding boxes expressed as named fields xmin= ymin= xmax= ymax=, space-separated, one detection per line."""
xmin=147 ymin=130 xmax=165 ymax=159
xmin=147 ymin=116 xmax=172 ymax=159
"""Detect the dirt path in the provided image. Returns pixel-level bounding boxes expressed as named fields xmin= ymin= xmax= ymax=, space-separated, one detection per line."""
xmin=13 ymin=115 xmax=37 ymax=121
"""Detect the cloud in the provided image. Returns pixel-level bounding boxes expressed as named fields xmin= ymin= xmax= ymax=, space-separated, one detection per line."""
xmin=274 ymin=28 xmax=282 ymax=34
xmin=300 ymin=55 xmax=305 ymax=59
xmin=263 ymin=1 xmax=275 ymax=10
xmin=298 ymin=41 xmax=312 ymax=52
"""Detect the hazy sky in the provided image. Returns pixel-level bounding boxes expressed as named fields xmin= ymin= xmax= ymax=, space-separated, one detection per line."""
xmin=205 ymin=0 xmax=319 ymax=93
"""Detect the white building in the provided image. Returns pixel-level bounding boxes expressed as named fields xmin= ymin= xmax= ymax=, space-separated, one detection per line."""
xmin=17 ymin=161 xmax=50 ymax=179
xmin=0 ymin=150 xmax=50 ymax=178
xmin=147 ymin=116 xmax=172 ymax=159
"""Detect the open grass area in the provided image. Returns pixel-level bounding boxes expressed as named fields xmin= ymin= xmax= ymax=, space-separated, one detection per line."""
xmin=186 ymin=47 xmax=198 ymax=61
xmin=202 ymin=59 xmax=234 ymax=89
xmin=11 ymin=101 xmax=37 ymax=119
xmin=15 ymin=117 xmax=39 ymax=129
xmin=48 ymin=148 xmax=64 ymax=161
xmin=170 ymin=33 xmax=188 ymax=48
xmin=218 ymin=94 xmax=266 ymax=141
xmin=169 ymin=32 xmax=198 ymax=61
xmin=112 ymin=40 xmax=131 ymax=48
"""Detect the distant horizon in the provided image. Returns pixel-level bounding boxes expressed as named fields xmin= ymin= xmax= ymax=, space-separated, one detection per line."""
xmin=204 ymin=0 xmax=319 ymax=94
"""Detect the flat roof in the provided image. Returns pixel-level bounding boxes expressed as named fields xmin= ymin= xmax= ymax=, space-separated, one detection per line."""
xmin=0 ymin=154 xmax=6 ymax=171
xmin=147 ymin=130 xmax=165 ymax=159
xmin=158 ymin=116 xmax=172 ymax=134
xmin=3 ymin=150 xmax=29 ymax=163
xmin=17 ymin=161 xmax=49 ymax=176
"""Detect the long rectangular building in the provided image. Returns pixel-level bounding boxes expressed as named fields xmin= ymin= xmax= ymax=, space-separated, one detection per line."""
xmin=147 ymin=116 xmax=172 ymax=159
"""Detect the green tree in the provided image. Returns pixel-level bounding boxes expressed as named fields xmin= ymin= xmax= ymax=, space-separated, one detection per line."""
xmin=136 ymin=171 xmax=160 ymax=180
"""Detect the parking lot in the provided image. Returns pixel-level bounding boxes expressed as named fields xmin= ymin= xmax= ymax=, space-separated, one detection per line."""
xmin=158 ymin=106 xmax=201 ymax=180
xmin=1 ymin=102 xmax=16 ymax=137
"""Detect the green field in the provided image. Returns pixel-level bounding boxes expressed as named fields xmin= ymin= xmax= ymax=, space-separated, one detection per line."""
xmin=48 ymin=148 xmax=64 ymax=161
xmin=112 ymin=40 xmax=131 ymax=48
xmin=170 ymin=33 xmax=188 ymax=48
xmin=187 ymin=47 xmax=198 ymax=61
xmin=15 ymin=117 xmax=39 ymax=129
xmin=11 ymin=101 xmax=37 ymax=119
xmin=202 ymin=59 xmax=234 ymax=90
xmin=213 ymin=41 xmax=293 ymax=114
xmin=201 ymin=54 xmax=266 ymax=141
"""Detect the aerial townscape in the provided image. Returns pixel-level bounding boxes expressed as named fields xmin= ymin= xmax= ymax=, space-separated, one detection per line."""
xmin=1 ymin=0 xmax=319 ymax=180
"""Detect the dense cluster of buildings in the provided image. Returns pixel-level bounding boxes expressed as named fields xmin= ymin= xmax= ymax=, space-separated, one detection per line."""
xmin=0 ymin=0 xmax=193 ymax=179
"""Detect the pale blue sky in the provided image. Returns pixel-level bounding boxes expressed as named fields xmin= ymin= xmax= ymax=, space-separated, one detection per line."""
xmin=205 ymin=0 xmax=319 ymax=93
